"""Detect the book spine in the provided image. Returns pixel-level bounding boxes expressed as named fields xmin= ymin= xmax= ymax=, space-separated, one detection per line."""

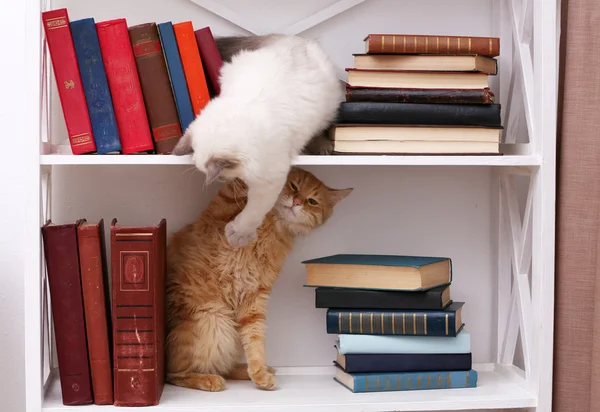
xmin=111 ymin=219 xmax=166 ymax=406
xmin=345 ymin=87 xmax=495 ymax=104
xmin=341 ymin=352 xmax=472 ymax=374
xmin=41 ymin=9 xmax=96 ymax=155
xmin=337 ymin=102 xmax=501 ymax=127
xmin=173 ymin=21 xmax=211 ymax=115
xmin=338 ymin=331 xmax=471 ymax=354
xmin=95 ymin=19 xmax=154 ymax=154
xmin=344 ymin=369 xmax=478 ymax=392
xmin=70 ymin=18 xmax=122 ymax=154
xmin=194 ymin=27 xmax=224 ymax=96
xmin=41 ymin=223 xmax=93 ymax=405
xmin=327 ymin=309 xmax=459 ymax=337
xmin=129 ymin=23 xmax=182 ymax=154
xmin=76 ymin=220 xmax=113 ymax=405
xmin=366 ymin=34 xmax=500 ymax=57
xmin=315 ymin=286 xmax=448 ymax=310
xmin=157 ymin=22 xmax=195 ymax=133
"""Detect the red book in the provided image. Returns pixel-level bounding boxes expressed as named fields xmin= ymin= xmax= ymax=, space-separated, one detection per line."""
xmin=42 ymin=9 xmax=96 ymax=154
xmin=96 ymin=19 xmax=154 ymax=154
xmin=42 ymin=220 xmax=93 ymax=405
xmin=110 ymin=219 xmax=167 ymax=406
xmin=194 ymin=27 xmax=223 ymax=96
xmin=77 ymin=219 xmax=113 ymax=405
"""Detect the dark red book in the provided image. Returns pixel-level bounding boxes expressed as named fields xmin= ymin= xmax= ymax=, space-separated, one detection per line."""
xmin=41 ymin=220 xmax=93 ymax=405
xmin=129 ymin=23 xmax=182 ymax=154
xmin=42 ymin=9 xmax=96 ymax=154
xmin=77 ymin=219 xmax=113 ymax=405
xmin=194 ymin=27 xmax=223 ymax=96
xmin=110 ymin=219 xmax=167 ymax=406
xmin=96 ymin=19 xmax=154 ymax=154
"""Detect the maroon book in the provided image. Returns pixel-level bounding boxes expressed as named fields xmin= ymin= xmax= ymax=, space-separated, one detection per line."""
xmin=194 ymin=27 xmax=223 ymax=96
xmin=110 ymin=218 xmax=167 ymax=406
xmin=42 ymin=220 xmax=93 ymax=405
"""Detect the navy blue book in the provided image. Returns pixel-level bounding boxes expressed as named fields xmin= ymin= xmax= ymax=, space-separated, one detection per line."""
xmin=70 ymin=18 xmax=121 ymax=154
xmin=157 ymin=22 xmax=195 ymax=133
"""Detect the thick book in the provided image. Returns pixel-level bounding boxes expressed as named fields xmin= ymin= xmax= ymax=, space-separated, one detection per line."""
xmin=41 ymin=221 xmax=93 ymax=405
xmin=42 ymin=9 xmax=96 ymax=154
xmin=70 ymin=18 xmax=122 ymax=154
xmin=364 ymin=34 xmax=500 ymax=57
xmin=76 ymin=219 xmax=113 ymax=405
xmin=173 ymin=21 xmax=211 ymax=115
xmin=353 ymin=54 xmax=497 ymax=74
xmin=111 ymin=218 xmax=167 ymax=406
xmin=157 ymin=22 xmax=195 ymax=133
xmin=335 ymin=349 xmax=472 ymax=373
xmin=303 ymin=254 xmax=452 ymax=291
xmin=337 ymin=330 xmax=470 ymax=355
xmin=315 ymin=285 xmax=452 ymax=310
xmin=129 ymin=23 xmax=183 ymax=154
xmin=194 ymin=27 xmax=224 ymax=96
xmin=337 ymin=102 xmax=501 ymax=127
xmin=335 ymin=367 xmax=478 ymax=393
xmin=326 ymin=302 xmax=465 ymax=336
xmin=346 ymin=69 xmax=490 ymax=89
xmin=345 ymin=87 xmax=495 ymax=104
xmin=96 ymin=19 xmax=154 ymax=154
xmin=332 ymin=138 xmax=500 ymax=154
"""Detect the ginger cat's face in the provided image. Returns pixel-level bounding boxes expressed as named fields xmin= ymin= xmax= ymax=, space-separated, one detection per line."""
xmin=273 ymin=168 xmax=353 ymax=235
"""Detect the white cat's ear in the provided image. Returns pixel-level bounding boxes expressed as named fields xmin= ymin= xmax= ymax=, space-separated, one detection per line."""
xmin=172 ymin=130 xmax=193 ymax=156
xmin=204 ymin=156 xmax=239 ymax=185
xmin=328 ymin=188 xmax=353 ymax=206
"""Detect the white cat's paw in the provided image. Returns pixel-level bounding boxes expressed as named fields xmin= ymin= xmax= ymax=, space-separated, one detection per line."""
xmin=225 ymin=221 xmax=258 ymax=247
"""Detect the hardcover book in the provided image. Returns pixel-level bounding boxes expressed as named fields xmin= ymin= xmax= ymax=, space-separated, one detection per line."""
xmin=346 ymin=69 xmax=490 ymax=89
xmin=363 ymin=34 xmax=500 ymax=57
xmin=345 ymin=87 xmax=495 ymax=104
xmin=194 ymin=27 xmax=224 ymax=96
xmin=352 ymin=53 xmax=498 ymax=74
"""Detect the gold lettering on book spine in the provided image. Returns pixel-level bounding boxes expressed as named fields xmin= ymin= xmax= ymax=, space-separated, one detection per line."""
xmin=403 ymin=37 xmax=406 ymax=52
xmin=425 ymin=37 xmax=429 ymax=53
xmin=438 ymin=374 xmax=441 ymax=388
xmin=446 ymin=38 xmax=450 ymax=53
xmin=64 ymin=80 xmax=74 ymax=89
xmin=349 ymin=313 xmax=352 ymax=333
xmin=381 ymin=313 xmax=384 ymax=334
xmin=436 ymin=37 xmax=440 ymax=52
xmin=424 ymin=314 xmax=427 ymax=335
xmin=489 ymin=39 xmax=493 ymax=55
xmin=413 ymin=314 xmax=417 ymax=334
xmin=418 ymin=375 xmax=421 ymax=389
xmin=468 ymin=38 xmax=472 ymax=53
xmin=457 ymin=37 xmax=461 ymax=52
xmin=445 ymin=314 xmax=449 ymax=335
xmin=448 ymin=373 xmax=451 ymax=387
xmin=413 ymin=36 xmax=417 ymax=52
xmin=370 ymin=313 xmax=373 ymax=334
xmin=359 ymin=313 xmax=363 ymax=333
xmin=381 ymin=36 xmax=385 ymax=52
xmin=392 ymin=36 xmax=396 ymax=52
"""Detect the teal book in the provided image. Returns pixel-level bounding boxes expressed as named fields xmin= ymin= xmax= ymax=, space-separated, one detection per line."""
xmin=303 ymin=254 xmax=452 ymax=291
xmin=334 ymin=367 xmax=478 ymax=393
xmin=337 ymin=330 xmax=470 ymax=354
xmin=326 ymin=302 xmax=465 ymax=336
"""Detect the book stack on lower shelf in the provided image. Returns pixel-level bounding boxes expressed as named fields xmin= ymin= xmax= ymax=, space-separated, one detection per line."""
xmin=331 ymin=34 xmax=503 ymax=155
xmin=41 ymin=218 xmax=167 ymax=406
xmin=303 ymin=254 xmax=478 ymax=392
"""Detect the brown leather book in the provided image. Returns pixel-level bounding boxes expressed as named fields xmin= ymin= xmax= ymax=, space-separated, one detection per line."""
xmin=110 ymin=218 xmax=167 ymax=406
xmin=76 ymin=219 xmax=113 ymax=405
xmin=41 ymin=220 xmax=93 ymax=406
xmin=364 ymin=34 xmax=500 ymax=57
xmin=129 ymin=23 xmax=182 ymax=154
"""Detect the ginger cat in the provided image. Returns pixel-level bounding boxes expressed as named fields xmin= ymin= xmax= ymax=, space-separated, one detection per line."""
xmin=165 ymin=167 xmax=352 ymax=391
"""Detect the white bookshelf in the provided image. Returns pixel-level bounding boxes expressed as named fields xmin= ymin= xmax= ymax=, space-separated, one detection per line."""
xmin=24 ymin=0 xmax=558 ymax=411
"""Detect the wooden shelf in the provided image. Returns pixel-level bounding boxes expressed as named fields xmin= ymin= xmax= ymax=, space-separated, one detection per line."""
xmin=42 ymin=365 xmax=535 ymax=412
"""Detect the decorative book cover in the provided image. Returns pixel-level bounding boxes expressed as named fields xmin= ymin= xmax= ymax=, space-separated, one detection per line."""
xmin=157 ymin=22 xmax=195 ymax=133
xmin=41 ymin=220 xmax=93 ymax=405
xmin=70 ymin=17 xmax=122 ymax=154
xmin=173 ymin=21 xmax=211 ymax=115
xmin=76 ymin=218 xmax=113 ymax=405
xmin=96 ymin=18 xmax=154 ymax=154
xmin=345 ymin=87 xmax=495 ymax=104
xmin=364 ymin=34 xmax=500 ymax=57
xmin=194 ymin=27 xmax=224 ymax=96
xmin=335 ymin=350 xmax=472 ymax=374
xmin=326 ymin=302 xmax=465 ymax=336
xmin=110 ymin=218 xmax=167 ymax=406
xmin=42 ymin=9 xmax=96 ymax=155
xmin=129 ymin=23 xmax=182 ymax=154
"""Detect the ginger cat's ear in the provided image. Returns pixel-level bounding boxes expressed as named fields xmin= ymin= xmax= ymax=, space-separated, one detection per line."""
xmin=173 ymin=129 xmax=193 ymax=156
xmin=328 ymin=188 xmax=353 ymax=206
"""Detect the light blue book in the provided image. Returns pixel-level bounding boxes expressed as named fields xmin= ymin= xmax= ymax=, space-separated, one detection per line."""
xmin=337 ymin=330 xmax=470 ymax=354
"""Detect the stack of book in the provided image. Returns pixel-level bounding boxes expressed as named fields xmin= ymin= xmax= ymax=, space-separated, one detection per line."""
xmin=303 ymin=254 xmax=477 ymax=393
xmin=42 ymin=8 xmax=222 ymax=155
xmin=331 ymin=33 xmax=503 ymax=155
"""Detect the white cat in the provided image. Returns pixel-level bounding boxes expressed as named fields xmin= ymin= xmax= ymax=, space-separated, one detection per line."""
xmin=173 ymin=34 xmax=343 ymax=247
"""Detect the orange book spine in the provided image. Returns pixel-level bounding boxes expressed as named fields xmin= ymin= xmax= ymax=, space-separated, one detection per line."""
xmin=365 ymin=34 xmax=500 ymax=57
xmin=173 ymin=21 xmax=210 ymax=115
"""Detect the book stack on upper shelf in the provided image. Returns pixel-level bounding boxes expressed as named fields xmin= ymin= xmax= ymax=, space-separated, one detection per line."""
xmin=331 ymin=34 xmax=503 ymax=155
xmin=303 ymin=254 xmax=477 ymax=393
xmin=42 ymin=8 xmax=222 ymax=155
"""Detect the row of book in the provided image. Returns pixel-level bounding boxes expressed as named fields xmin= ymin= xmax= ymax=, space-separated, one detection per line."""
xmin=43 ymin=8 xmax=222 ymax=155
xmin=302 ymin=254 xmax=477 ymax=392
xmin=330 ymin=33 xmax=503 ymax=155
xmin=42 ymin=218 xmax=166 ymax=406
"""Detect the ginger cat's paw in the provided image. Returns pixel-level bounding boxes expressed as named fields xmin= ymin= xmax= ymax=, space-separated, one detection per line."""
xmin=225 ymin=221 xmax=258 ymax=247
xmin=228 ymin=363 xmax=276 ymax=380
xmin=250 ymin=367 xmax=277 ymax=391
xmin=196 ymin=375 xmax=226 ymax=392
